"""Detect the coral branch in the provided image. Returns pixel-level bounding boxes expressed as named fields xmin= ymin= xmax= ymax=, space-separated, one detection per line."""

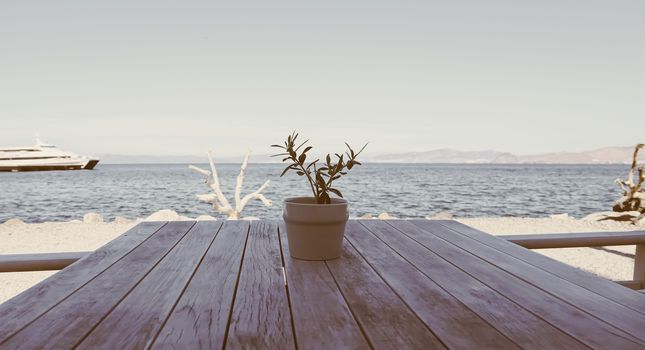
xmin=189 ymin=165 xmax=209 ymax=176
xmin=190 ymin=150 xmax=272 ymax=219
xmin=235 ymin=152 xmax=250 ymax=212
xmin=207 ymin=150 xmax=232 ymax=210
xmin=239 ymin=180 xmax=272 ymax=210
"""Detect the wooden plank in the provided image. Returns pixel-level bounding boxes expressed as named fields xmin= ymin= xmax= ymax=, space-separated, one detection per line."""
xmin=414 ymin=221 xmax=645 ymax=343
xmin=359 ymin=220 xmax=588 ymax=350
xmin=418 ymin=220 xmax=645 ymax=343
xmin=0 ymin=251 xmax=89 ymax=272
xmin=346 ymin=221 xmax=518 ymax=349
xmin=150 ymin=220 xmax=249 ymax=350
xmin=0 ymin=221 xmax=194 ymax=350
xmin=388 ymin=220 xmax=645 ymax=349
xmin=0 ymin=221 xmax=166 ymax=343
xmin=439 ymin=220 xmax=645 ymax=315
xmin=76 ymin=221 xmax=223 ymax=349
xmin=500 ymin=230 xmax=645 ymax=249
xmin=277 ymin=221 xmax=370 ymax=350
xmin=225 ymin=221 xmax=295 ymax=349
xmin=326 ymin=233 xmax=447 ymax=349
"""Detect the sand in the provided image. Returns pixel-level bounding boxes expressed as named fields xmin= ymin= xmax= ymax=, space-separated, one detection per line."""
xmin=0 ymin=221 xmax=136 ymax=303
xmin=1 ymin=217 xmax=642 ymax=304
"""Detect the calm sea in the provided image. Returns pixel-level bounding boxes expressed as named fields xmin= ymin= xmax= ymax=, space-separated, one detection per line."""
xmin=0 ymin=163 xmax=626 ymax=223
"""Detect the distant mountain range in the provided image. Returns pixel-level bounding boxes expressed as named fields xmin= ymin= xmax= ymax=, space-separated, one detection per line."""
xmin=100 ymin=146 xmax=644 ymax=165
xmin=98 ymin=153 xmax=277 ymax=164
xmin=363 ymin=146 xmax=644 ymax=164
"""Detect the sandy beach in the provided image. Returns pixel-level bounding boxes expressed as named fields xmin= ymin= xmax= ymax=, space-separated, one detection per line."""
xmin=1 ymin=216 xmax=642 ymax=304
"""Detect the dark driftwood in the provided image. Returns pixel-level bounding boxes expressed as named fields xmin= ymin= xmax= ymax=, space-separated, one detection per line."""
xmin=614 ymin=143 xmax=645 ymax=213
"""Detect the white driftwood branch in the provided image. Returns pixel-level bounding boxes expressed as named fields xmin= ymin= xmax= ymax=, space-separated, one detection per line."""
xmin=239 ymin=180 xmax=272 ymax=210
xmin=208 ymin=150 xmax=232 ymax=210
xmin=189 ymin=165 xmax=209 ymax=176
xmin=190 ymin=150 xmax=272 ymax=219
xmin=235 ymin=152 xmax=250 ymax=212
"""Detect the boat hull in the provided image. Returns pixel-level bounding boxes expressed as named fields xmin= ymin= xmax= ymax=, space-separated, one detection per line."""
xmin=0 ymin=159 xmax=100 ymax=172
xmin=84 ymin=159 xmax=100 ymax=170
xmin=0 ymin=165 xmax=86 ymax=172
xmin=0 ymin=139 xmax=99 ymax=172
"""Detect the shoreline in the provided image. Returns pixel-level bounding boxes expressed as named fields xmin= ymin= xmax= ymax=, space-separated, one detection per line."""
xmin=1 ymin=215 xmax=641 ymax=303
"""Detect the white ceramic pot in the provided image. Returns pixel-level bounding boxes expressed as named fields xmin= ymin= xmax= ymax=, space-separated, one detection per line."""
xmin=283 ymin=197 xmax=349 ymax=261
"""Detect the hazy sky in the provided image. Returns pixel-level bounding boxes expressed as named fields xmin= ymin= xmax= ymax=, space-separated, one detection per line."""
xmin=1 ymin=1 xmax=644 ymax=157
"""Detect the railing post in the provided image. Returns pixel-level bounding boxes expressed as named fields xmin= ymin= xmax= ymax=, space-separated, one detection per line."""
xmin=634 ymin=245 xmax=645 ymax=287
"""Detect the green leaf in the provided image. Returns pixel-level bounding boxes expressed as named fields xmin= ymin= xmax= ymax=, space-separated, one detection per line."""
xmin=329 ymin=188 xmax=343 ymax=197
xmin=345 ymin=142 xmax=355 ymax=157
xmin=306 ymin=160 xmax=319 ymax=170
xmin=298 ymin=153 xmax=307 ymax=164
xmin=316 ymin=173 xmax=326 ymax=190
xmin=303 ymin=146 xmax=312 ymax=153
xmin=296 ymin=171 xmax=305 ymax=176
xmin=335 ymin=161 xmax=343 ymax=173
xmin=280 ymin=165 xmax=293 ymax=177
xmin=295 ymin=139 xmax=309 ymax=151
xmin=270 ymin=144 xmax=285 ymax=149
xmin=356 ymin=143 xmax=368 ymax=156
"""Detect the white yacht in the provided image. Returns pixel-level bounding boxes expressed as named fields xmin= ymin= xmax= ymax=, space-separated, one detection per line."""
xmin=0 ymin=137 xmax=99 ymax=172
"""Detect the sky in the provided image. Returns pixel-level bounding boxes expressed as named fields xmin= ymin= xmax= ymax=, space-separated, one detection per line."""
xmin=1 ymin=0 xmax=644 ymax=157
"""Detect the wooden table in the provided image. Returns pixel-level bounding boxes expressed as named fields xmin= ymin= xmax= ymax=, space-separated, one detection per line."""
xmin=1 ymin=220 xmax=645 ymax=349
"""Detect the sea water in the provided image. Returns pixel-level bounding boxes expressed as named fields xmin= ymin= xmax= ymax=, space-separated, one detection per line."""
xmin=0 ymin=163 xmax=626 ymax=223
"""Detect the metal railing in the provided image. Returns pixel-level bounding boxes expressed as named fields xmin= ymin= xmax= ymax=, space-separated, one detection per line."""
xmin=501 ymin=231 xmax=645 ymax=290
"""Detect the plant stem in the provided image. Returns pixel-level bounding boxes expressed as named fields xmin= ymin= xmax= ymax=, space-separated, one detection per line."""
xmin=297 ymin=162 xmax=318 ymax=200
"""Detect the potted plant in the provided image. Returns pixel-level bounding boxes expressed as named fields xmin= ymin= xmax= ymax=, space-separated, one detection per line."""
xmin=272 ymin=132 xmax=367 ymax=260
